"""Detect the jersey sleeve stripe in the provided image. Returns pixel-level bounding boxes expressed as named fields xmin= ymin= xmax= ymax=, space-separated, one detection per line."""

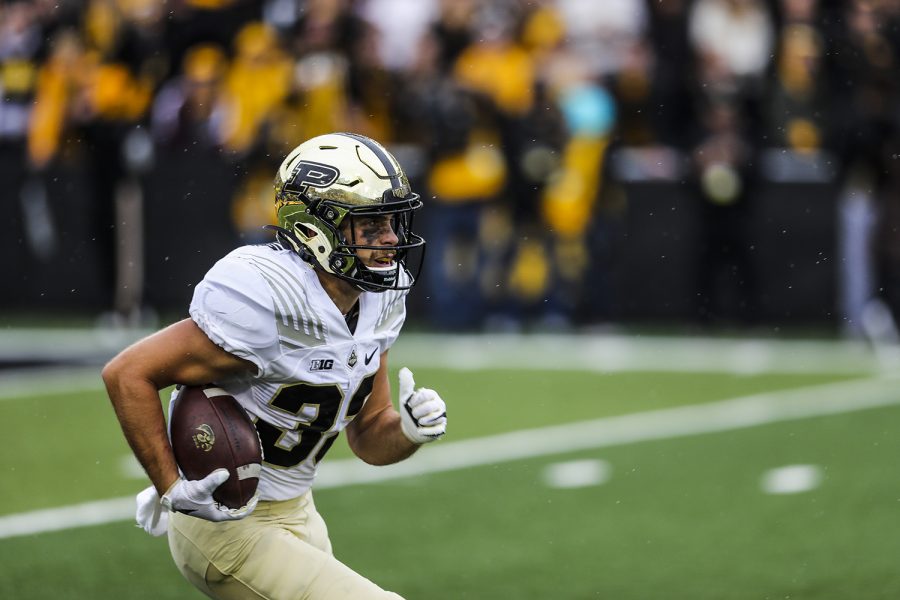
xmin=253 ymin=263 xmax=308 ymax=334
xmin=244 ymin=257 xmax=328 ymax=348
xmin=259 ymin=271 xmax=302 ymax=334
xmin=250 ymin=258 xmax=325 ymax=340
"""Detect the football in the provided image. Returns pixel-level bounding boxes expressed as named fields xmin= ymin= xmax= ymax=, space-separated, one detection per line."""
xmin=169 ymin=385 xmax=262 ymax=509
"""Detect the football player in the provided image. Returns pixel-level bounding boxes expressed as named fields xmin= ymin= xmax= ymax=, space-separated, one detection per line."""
xmin=102 ymin=132 xmax=447 ymax=599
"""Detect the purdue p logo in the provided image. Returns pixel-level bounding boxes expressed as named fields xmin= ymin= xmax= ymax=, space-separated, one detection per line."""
xmin=285 ymin=160 xmax=340 ymax=195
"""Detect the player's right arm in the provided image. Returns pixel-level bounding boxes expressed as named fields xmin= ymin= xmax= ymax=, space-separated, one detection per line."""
xmin=101 ymin=318 xmax=255 ymax=496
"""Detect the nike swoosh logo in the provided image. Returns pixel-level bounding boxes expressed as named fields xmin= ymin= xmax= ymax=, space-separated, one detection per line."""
xmin=364 ymin=349 xmax=378 ymax=365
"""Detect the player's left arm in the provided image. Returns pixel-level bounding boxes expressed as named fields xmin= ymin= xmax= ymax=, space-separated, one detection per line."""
xmin=345 ymin=350 xmax=446 ymax=465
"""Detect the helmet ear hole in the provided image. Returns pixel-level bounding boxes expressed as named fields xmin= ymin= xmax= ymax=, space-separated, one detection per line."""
xmin=293 ymin=222 xmax=315 ymax=240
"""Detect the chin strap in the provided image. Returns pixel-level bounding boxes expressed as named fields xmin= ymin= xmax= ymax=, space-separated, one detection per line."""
xmin=263 ymin=225 xmax=316 ymax=264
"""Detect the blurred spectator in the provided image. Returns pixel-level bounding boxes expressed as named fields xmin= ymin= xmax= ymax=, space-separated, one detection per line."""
xmin=446 ymin=3 xmax=534 ymax=328
xmin=1 ymin=2 xmax=42 ymax=156
xmin=829 ymin=0 xmax=900 ymax=339
xmin=689 ymin=0 xmax=775 ymax=98
xmin=430 ymin=0 xmax=476 ymax=72
xmin=221 ymin=21 xmax=291 ymax=155
xmin=607 ymin=36 xmax=655 ymax=147
xmin=540 ymin=48 xmax=616 ymax=327
xmin=763 ymin=23 xmax=828 ymax=152
xmin=25 ymin=0 xmax=167 ymax=322
xmin=151 ymin=43 xmax=229 ymax=150
xmin=411 ymin=21 xmax=506 ymax=330
xmin=1 ymin=1 xmax=52 ymax=304
xmin=167 ymin=0 xmax=262 ymax=72
xmin=556 ymin=0 xmax=648 ymax=78
xmin=79 ymin=0 xmax=166 ymax=322
xmin=646 ymin=0 xmax=695 ymax=148
xmin=453 ymin=5 xmax=535 ymax=120
xmin=278 ymin=0 xmax=365 ymax=140
xmin=690 ymin=96 xmax=759 ymax=325
xmin=358 ymin=0 xmax=438 ymax=73
xmin=685 ymin=0 xmax=774 ymax=326
xmin=776 ymin=0 xmax=819 ymax=26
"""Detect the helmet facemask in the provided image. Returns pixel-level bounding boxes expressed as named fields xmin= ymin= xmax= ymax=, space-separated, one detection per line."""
xmin=327 ymin=194 xmax=425 ymax=292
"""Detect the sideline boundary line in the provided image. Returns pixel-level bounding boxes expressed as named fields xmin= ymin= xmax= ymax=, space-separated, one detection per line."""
xmin=1 ymin=375 xmax=897 ymax=540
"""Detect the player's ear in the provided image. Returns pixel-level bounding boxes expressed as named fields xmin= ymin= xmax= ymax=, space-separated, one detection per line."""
xmin=342 ymin=215 xmax=356 ymax=244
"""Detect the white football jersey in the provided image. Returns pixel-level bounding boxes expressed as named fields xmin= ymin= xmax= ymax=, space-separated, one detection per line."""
xmin=186 ymin=243 xmax=409 ymax=501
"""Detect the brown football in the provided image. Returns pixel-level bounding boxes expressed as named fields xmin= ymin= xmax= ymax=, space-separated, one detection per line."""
xmin=169 ymin=385 xmax=262 ymax=509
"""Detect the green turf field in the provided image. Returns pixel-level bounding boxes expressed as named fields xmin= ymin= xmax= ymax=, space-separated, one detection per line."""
xmin=1 ymin=334 xmax=897 ymax=599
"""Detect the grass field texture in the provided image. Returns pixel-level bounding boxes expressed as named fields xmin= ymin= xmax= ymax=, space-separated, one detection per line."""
xmin=0 ymin=334 xmax=897 ymax=599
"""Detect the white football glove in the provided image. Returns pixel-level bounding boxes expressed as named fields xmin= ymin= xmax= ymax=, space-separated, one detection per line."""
xmin=398 ymin=367 xmax=447 ymax=444
xmin=135 ymin=485 xmax=168 ymax=536
xmin=160 ymin=469 xmax=258 ymax=522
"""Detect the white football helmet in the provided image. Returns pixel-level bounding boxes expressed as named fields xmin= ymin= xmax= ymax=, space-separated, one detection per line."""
xmin=269 ymin=132 xmax=425 ymax=292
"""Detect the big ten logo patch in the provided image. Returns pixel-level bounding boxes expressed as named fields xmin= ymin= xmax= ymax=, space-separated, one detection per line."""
xmin=310 ymin=358 xmax=334 ymax=371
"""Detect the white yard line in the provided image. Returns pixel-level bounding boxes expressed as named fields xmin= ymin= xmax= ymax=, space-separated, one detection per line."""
xmin=2 ymin=374 xmax=897 ymax=540
xmin=0 ymin=498 xmax=136 ymax=540
xmin=396 ymin=333 xmax=890 ymax=375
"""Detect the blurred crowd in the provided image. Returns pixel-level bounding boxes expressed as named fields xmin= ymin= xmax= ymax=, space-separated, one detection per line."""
xmin=2 ymin=0 xmax=899 ymax=334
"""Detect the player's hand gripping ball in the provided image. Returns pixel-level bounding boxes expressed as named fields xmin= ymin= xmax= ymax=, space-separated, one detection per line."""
xmin=169 ymin=386 xmax=262 ymax=511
